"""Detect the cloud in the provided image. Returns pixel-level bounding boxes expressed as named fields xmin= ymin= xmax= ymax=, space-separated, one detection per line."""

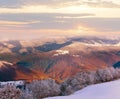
xmin=0 ymin=0 xmax=23 ymax=8
xmin=0 ymin=0 xmax=119 ymax=8
xmin=0 ymin=13 xmax=119 ymax=32
xmin=76 ymin=18 xmax=120 ymax=32
xmin=83 ymin=0 xmax=120 ymax=8
xmin=0 ymin=0 xmax=79 ymax=8
xmin=0 ymin=13 xmax=94 ymax=30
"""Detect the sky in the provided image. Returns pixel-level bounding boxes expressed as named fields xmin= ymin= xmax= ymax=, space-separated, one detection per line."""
xmin=0 ymin=0 xmax=120 ymax=40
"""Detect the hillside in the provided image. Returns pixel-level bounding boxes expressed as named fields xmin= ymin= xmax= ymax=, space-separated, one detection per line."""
xmin=45 ymin=79 xmax=120 ymax=99
xmin=0 ymin=61 xmax=48 ymax=82
xmin=0 ymin=36 xmax=120 ymax=82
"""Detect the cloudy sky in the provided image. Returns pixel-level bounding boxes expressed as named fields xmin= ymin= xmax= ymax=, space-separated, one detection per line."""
xmin=0 ymin=0 xmax=120 ymax=40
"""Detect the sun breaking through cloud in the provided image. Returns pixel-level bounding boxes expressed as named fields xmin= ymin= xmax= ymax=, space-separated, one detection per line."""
xmin=0 ymin=0 xmax=119 ymax=40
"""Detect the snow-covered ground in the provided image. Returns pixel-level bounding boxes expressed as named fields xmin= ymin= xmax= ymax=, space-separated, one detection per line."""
xmin=0 ymin=81 xmax=25 ymax=87
xmin=54 ymin=50 xmax=69 ymax=56
xmin=45 ymin=79 xmax=120 ymax=99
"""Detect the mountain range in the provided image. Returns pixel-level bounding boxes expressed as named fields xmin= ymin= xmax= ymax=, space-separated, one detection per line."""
xmin=0 ymin=36 xmax=120 ymax=82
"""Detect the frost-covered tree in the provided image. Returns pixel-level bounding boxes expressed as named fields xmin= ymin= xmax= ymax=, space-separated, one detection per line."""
xmin=27 ymin=79 xmax=61 ymax=99
xmin=61 ymin=67 xmax=120 ymax=95
xmin=0 ymin=85 xmax=22 ymax=99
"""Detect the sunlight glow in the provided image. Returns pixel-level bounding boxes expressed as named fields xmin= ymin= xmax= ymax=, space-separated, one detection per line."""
xmin=0 ymin=0 xmax=119 ymax=39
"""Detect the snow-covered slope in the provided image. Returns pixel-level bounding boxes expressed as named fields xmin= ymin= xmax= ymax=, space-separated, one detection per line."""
xmin=0 ymin=61 xmax=13 ymax=68
xmin=45 ymin=80 xmax=120 ymax=99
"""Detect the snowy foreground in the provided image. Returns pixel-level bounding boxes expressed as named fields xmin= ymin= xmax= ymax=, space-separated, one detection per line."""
xmin=44 ymin=79 xmax=120 ymax=99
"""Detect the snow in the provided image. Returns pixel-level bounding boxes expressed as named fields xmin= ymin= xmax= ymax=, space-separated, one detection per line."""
xmin=3 ymin=42 xmax=15 ymax=48
xmin=73 ymin=55 xmax=79 ymax=57
xmin=83 ymin=41 xmax=120 ymax=47
xmin=83 ymin=42 xmax=111 ymax=47
xmin=54 ymin=50 xmax=69 ymax=56
xmin=45 ymin=80 xmax=120 ymax=99
xmin=0 ymin=61 xmax=13 ymax=68
xmin=0 ymin=81 xmax=25 ymax=86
